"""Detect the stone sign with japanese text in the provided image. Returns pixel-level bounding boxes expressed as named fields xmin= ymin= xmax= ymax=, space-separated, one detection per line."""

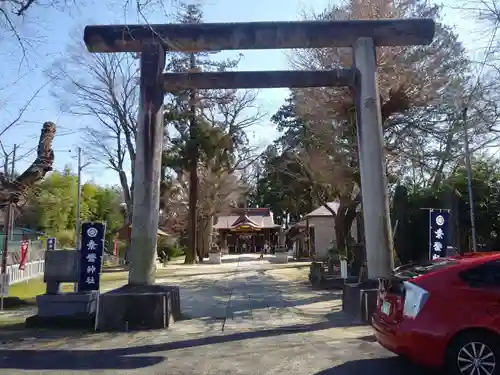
xmin=429 ymin=210 xmax=450 ymax=260
xmin=78 ymin=222 xmax=106 ymax=292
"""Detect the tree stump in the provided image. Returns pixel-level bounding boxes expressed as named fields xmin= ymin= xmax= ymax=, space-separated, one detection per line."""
xmin=309 ymin=262 xmax=324 ymax=287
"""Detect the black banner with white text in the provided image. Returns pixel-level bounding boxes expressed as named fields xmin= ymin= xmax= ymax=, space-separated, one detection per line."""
xmin=429 ymin=210 xmax=450 ymax=260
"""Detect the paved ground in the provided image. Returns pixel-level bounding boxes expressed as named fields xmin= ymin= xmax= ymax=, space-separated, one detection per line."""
xmin=0 ymin=254 xmax=431 ymax=375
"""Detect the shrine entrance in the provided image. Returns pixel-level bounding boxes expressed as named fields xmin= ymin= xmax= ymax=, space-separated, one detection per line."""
xmin=214 ymin=208 xmax=280 ymax=254
xmin=233 ymin=233 xmax=257 ymax=253
xmin=228 ymin=230 xmax=276 ymax=254
xmin=84 ymin=18 xmax=435 ymax=283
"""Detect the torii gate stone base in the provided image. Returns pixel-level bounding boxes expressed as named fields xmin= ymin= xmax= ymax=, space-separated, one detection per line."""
xmin=84 ymin=19 xmax=435 ymax=330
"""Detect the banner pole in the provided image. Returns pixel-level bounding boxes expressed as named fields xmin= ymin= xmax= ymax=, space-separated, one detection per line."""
xmin=429 ymin=209 xmax=433 ymax=260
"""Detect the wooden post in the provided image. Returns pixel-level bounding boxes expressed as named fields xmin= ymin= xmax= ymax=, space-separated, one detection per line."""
xmin=128 ymin=44 xmax=166 ymax=285
xmin=353 ymin=37 xmax=394 ymax=279
xmin=1 ymin=203 xmax=12 ymax=274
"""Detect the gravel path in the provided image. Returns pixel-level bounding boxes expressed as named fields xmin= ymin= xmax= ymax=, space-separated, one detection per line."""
xmin=0 ymin=254 xmax=433 ymax=375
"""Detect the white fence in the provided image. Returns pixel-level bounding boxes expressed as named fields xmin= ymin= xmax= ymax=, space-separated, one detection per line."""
xmin=2 ymin=253 xmax=126 ymax=286
xmin=6 ymin=260 xmax=45 ymax=285
xmin=103 ymin=253 xmax=127 ymax=266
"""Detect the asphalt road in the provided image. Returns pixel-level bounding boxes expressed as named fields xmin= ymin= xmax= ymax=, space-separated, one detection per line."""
xmin=0 ymin=254 xmax=432 ymax=374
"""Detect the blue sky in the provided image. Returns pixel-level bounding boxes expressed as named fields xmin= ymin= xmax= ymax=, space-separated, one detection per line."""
xmin=0 ymin=0 xmax=484 ymax=186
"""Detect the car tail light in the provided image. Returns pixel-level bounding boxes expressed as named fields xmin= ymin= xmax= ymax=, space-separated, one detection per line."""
xmin=402 ymin=281 xmax=429 ymax=318
xmin=376 ymin=290 xmax=384 ymax=308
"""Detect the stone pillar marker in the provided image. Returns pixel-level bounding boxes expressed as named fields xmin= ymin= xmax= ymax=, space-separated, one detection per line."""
xmin=83 ymin=19 xmax=435 ymax=329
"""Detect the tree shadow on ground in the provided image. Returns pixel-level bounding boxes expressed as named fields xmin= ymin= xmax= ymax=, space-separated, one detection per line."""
xmin=314 ymin=357 xmax=439 ymax=375
xmin=0 ymin=319 xmax=370 ymax=371
xmin=217 ymin=254 xmax=308 ymax=264
xmin=157 ymin=269 xmax=245 ymax=279
xmin=0 ymin=257 xmax=365 ymax=371
xmin=0 ymin=348 xmax=165 ymax=370
xmin=0 ymin=262 xmax=344 ymax=344
xmin=170 ymin=270 xmax=343 ymax=319
xmin=220 ymin=255 xmax=265 ymax=263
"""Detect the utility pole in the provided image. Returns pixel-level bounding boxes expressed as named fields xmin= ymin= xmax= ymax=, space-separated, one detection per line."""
xmin=187 ymin=51 xmax=199 ymax=263
xmin=9 ymin=145 xmax=16 ymax=240
xmin=73 ymin=147 xmax=89 ymax=292
xmin=1 ymin=199 xmax=12 ymax=309
xmin=462 ymin=107 xmax=477 ymax=252
xmin=1 ymin=203 xmax=12 ymax=275
xmin=2 ymin=154 xmax=8 ymax=176
xmin=1 ymin=144 xmax=15 ymax=307
xmin=75 ymin=147 xmax=83 ymax=252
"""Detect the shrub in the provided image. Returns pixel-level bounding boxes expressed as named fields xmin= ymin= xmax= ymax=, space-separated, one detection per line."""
xmin=157 ymin=236 xmax=184 ymax=262
xmin=56 ymin=229 xmax=76 ymax=249
xmin=157 ymin=244 xmax=184 ymax=262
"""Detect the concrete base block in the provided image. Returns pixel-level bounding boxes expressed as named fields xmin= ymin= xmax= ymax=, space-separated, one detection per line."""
xmin=96 ymin=284 xmax=181 ymax=331
xmin=273 ymin=251 xmax=289 ymax=264
xmin=342 ymin=280 xmax=379 ymax=323
xmin=309 ymin=262 xmax=323 ymax=286
xmin=208 ymin=252 xmax=221 ymax=264
xmin=322 ymin=277 xmax=346 ymax=290
xmin=360 ymin=289 xmax=378 ymax=324
xmin=36 ymin=291 xmax=99 ymax=318
xmin=25 ymin=314 xmax=95 ymax=330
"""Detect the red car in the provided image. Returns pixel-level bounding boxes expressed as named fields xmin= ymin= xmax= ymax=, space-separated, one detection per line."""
xmin=372 ymin=252 xmax=500 ymax=375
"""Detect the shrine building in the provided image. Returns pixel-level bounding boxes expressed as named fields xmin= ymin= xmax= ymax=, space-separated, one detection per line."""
xmin=213 ymin=208 xmax=281 ymax=253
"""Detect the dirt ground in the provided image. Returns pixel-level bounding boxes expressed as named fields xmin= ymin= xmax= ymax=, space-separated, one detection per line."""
xmin=0 ymin=254 xmax=431 ymax=375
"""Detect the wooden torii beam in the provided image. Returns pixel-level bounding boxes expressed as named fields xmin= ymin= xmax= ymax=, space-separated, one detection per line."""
xmin=83 ymin=19 xmax=435 ymax=284
xmin=162 ymin=70 xmax=356 ymax=91
xmin=84 ymin=19 xmax=434 ymax=52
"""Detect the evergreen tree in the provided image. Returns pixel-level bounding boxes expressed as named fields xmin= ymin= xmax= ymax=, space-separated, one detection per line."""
xmin=162 ymin=2 xmax=250 ymax=263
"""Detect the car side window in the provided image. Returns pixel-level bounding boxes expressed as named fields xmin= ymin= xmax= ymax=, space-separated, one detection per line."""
xmin=459 ymin=260 xmax=500 ymax=288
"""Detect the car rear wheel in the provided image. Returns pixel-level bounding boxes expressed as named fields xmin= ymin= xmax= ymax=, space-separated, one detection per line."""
xmin=446 ymin=332 xmax=500 ymax=375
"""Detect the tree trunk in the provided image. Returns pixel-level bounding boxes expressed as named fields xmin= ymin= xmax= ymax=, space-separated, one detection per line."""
xmin=334 ymin=213 xmax=347 ymax=256
xmin=204 ymin=216 xmax=213 ymax=257
xmin=196 ymin=216 xmax=204 ymax=262
xmin=118 ymin=170 xmax=132 ymax=214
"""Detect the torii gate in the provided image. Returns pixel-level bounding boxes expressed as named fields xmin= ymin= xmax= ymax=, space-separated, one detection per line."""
xmin=84 ymin=19 xmax=435 ymax=284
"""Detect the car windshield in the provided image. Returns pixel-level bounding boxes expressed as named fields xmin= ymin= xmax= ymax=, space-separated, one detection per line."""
xmin=394 ymin=258 xmax=459 ymax=278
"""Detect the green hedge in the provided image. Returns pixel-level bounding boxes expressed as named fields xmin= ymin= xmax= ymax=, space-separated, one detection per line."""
xmin=157 ymin=237 xmax=184 ymax=262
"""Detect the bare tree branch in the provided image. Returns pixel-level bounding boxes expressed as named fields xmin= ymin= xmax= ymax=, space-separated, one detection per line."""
xmin=49 ymin=35 xmax=139 ymax=211
xmin=0 ymin=121 xmax=56 ymax=207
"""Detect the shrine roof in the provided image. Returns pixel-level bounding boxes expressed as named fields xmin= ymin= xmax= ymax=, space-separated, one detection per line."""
xmin=214 ymin=207 xmax=279 ymax=229
xmin=114 ymin=224 xmax=173 ymax=239
xmin=304 ymin=201 xmax=340 ymax=217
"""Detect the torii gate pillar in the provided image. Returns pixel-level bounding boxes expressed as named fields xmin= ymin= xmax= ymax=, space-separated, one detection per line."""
xmin=353 ymin=37 xmax=393 ymax=279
